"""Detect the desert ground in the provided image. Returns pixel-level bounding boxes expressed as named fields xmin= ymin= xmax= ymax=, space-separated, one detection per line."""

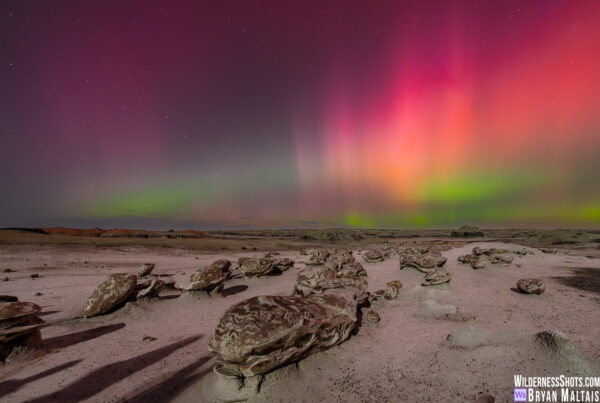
xmin=0 ymin=227 xmax=599 ymax=402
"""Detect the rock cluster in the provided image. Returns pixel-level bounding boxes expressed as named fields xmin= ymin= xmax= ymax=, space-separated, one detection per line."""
xmin=517 ymin=278 xmax=545 ymax=295
xmin=399 ymin=247 xmax=447 ymax=273
xmin=1 ymin=301 xmax=44 ymax=361
xmin=458 ymin=247 xmax=513 ymax=270
xmin=183 ymin=259 xmax=232 ymax=295
xmin=293 ymin=266 xmax=367 ymax=297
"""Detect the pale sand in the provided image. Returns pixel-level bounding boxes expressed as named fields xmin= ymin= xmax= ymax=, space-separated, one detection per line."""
xmin=0 ymin=242 xmax=599 ymax=402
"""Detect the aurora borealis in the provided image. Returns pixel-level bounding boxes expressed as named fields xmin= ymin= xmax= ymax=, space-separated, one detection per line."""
xmin=1 ymin=1 xmax=599 ymax=229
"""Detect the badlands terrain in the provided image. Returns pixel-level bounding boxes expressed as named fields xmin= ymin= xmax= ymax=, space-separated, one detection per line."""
xmin=0 ymin=227 xmax=599 ymax=402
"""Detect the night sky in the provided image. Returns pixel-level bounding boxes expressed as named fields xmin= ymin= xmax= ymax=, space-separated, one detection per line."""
xmin=1 ymin=1 xmax=599 ymax=229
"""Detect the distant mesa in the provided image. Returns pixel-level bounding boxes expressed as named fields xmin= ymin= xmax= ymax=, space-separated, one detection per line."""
xmin=37 ymin=227 xmax=205 ymax=239
xmin=450 ymin=225 xmax=485 ymax=237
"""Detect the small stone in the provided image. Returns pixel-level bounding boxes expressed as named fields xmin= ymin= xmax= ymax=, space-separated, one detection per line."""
xmin=369 ymin=289 xmax=386 ymax=305
xmin=0 ymin=296 xmax=18 ymax=302
xmin=2 ymin=268 xmax=15 ymax=273
xmin=2 ymin=277 xmax=8 ymax=282
xmin=366 ymin=310 xmax=380 ymax=323
xmin=139 ymin=263 xmax=155 ymax=277
xmin=137 ymin=279 xmax=165 ymax=299
xmin=142 ymin=335 xmax=157 ymax=342
xmin=34 ymin=292 xmax=43 ymax=296
xmin=471 ymin=259 xmax=486 ymax=270
xmin=384 ymin=281 xmax=402 ymax=300
xmin=517 ymin=278 xmax=545 ymax=295
xmin=30 ymin=274 xmax=39 ymax=279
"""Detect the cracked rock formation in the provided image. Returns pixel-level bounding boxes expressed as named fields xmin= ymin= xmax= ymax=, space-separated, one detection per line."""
xmin=208 ymin=291 xmax=359 ymax=377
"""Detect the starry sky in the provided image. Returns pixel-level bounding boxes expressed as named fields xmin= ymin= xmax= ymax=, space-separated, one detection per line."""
xmin=1 ymin=0 xmax=599 ymax=229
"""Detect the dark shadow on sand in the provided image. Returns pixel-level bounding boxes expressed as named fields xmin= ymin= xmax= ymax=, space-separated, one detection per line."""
xmin=0 ymin=360 xmax=82 ymax=397
xmin=38 ymin=310 xmax=61 ymax=317
xmin=552 ymin=267 xmax=600 ymax=295
xmin=125 ymin=356 xmax=211 ymax=402
xmin=159 ymin=294 xmax=180 ymax=300
xmin=25 ymin=335 xmax=202 ymax=402
xmin=221 ymin=285 xmax=248 ymax=297
xmin=44 ymin=323 xmax=126 ymax=349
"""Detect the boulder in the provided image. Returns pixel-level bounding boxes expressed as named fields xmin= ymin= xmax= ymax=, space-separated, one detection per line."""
xmin=185 ymin=266 xmax=230 ymax=294
xmin=139 ymin=263 xmax=155 ymax=277
xmin=327 ymin=249 xmax=354 ymax=269
xmin=84 ymin=273 xmax=137 ymax=317
xmin=1 ymin=302 xmax=44 ymax=361
xmin=363 ymin=249 xmax=384 ymax=263
xmin=239 ymin=258 xmax=276 ymax=277
xmin=422 ymin=270 xmax=451 ymax=286
xmin=400 ymin=249 xmax=446 ymax=272
xmin=306 ymin=249 xmax=330 ymax=266
xmin=517 ymin=278 xmax=545 ymax=295
xmin=208 ymin=293 xmax=358 ymax=377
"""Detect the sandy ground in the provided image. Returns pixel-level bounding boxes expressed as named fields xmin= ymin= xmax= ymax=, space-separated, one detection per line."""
xmin=0 ymin=241 xmax=599 ymax=402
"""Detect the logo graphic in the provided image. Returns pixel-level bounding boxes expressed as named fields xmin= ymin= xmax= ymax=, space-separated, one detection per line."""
xmin=514 ymin=388 xmax=527 ymax=401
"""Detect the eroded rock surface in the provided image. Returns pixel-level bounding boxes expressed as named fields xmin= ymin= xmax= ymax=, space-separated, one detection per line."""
xmin=400 ymin=248 xmax=447 ymax=272
xmin=208 ymin=293 xmax=358 ymax=377
xmin=185 ymin=265 xmax=230 ymax=294
xmin=239 ymin=258 xmax=276 ymax=277
xmin=139 ymin=263 xmax=155 ymax=277
xmin=1 ymin=302 xmax=44 ymax=361
xmin=84 ymin=273 xmax=137 ymax=318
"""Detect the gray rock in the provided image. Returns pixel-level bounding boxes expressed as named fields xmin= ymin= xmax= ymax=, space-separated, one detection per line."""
xmin=84 ymin=273 xmax=137 ymax=317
